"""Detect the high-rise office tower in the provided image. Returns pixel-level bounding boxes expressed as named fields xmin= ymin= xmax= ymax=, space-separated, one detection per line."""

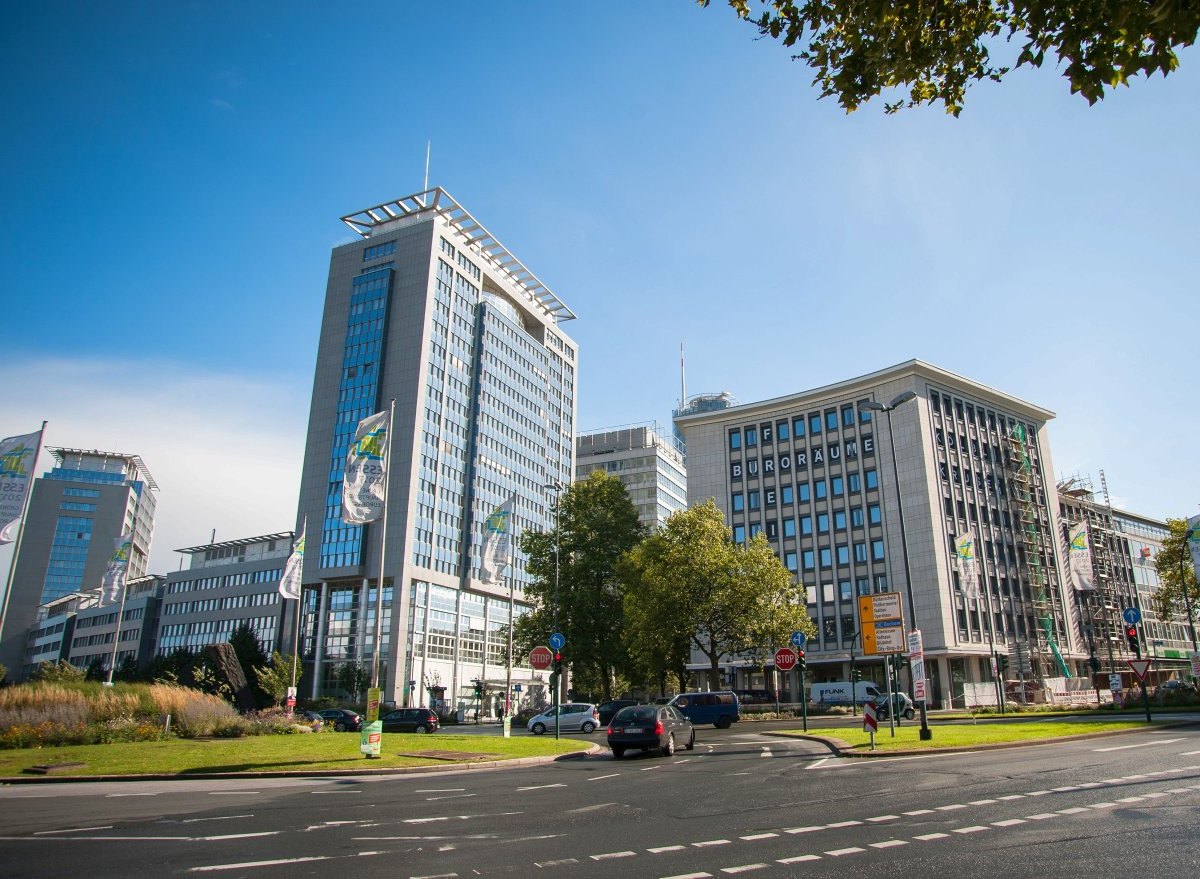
xmin=575 ymin=424 xmax=687 ymax=530
xmin=295 ymin=188 xmax=578 ymax=708
xmin=0 ymin=448 xmax=157 ymax=677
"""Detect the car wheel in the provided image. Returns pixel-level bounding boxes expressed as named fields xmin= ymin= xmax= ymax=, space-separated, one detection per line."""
xmin=716 ymin=716 xmax=732 ymax=729
xmin=581 ymin=721 xmax=596 ymax=734
xmin=334 ymin=722 xmax=347 ymax=732
xmin=685 ymin=731 xmax=695 ymax=751
xmin=662 ymin=733 xmax=675 ymax=757
xmin=904 ymin=708 xmax=915 ymax=720
xmin=532 ymin=722 xmax=546 ymax=735
xmin=415 ymin=724 xmax=428 ymax=733
xmin=611 ymin=747 xmax=625 ymax=759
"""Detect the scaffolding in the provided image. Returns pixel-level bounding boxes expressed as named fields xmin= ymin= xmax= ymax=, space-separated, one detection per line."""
xmin=1005 ymin=424 xmax=1071 ymax=678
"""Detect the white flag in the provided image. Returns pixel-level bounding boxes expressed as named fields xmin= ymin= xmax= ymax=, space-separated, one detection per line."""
xmin=1187 ymin=515 xmax=1200 ymax=581
xmin=100 ymin=532 xmax=133 ymax=605
xmin=1068 ymin=522 xmax=1095 ymax=591
xmin=279 ymin=522 xmax=305 ymax=600
xmin=0 ymin=431 xmax=40 ymax=545
xmin=955 ymin=531 xmax=980 ymax=599
xmin=342 ymin=410 xmax=389 ymax=524
xmin=480 ymin=497 xmax=514 ymax=584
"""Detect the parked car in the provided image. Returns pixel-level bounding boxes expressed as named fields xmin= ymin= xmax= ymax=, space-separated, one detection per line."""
xmin=527 ymin=703 xmax=600 ymax=734
xmin=607 ymin=704 xmax=695 ymax=758
xmin=596 ymin=699 xmax=640 ymax=724
xmin=873 ymin=692 xmax=916 ymax=721
xmin=668 ymin=691 xmax=740 ymax=728
xmin=380 ymin=707 xmax=439 ymax=733
xmin=318 ymin=709 xmax=363 ymax=732
xmin=734 ymin=689 xmax=773 ymax=705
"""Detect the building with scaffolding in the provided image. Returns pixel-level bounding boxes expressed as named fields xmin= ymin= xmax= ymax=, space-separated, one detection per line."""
xmin=1057 ymin=474 xmax=1185 ymax=683
xmin=0 ymin=448 xmax=157 ymax=679
xmin=675 ymin=360 xmax=1088 ymax=708
xmin=575 ymin=423 xmax=687 ymax=530
xmin=672 ymin=391 xmax=736 ymax=455
xmin=294 ymin=188 xmax=577 ymax=713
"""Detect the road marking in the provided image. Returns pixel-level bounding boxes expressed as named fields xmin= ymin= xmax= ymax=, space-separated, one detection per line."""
xmin=807 ymin=758 xmax=830 ymax=770
xmin=903 ymin=809 xmax=935 ymax=816
xmin=1026 ymin=813 xmax=1058 ymax=820
xmin=648 ymin=845 xmax=687 ymax=853
xmin=1077 ymin=782 xmax=1104 ymax=788
xmin=1026 ymin=790 xmax=1051 ymax=796
xmin=826 ymin=820 xmax=862 ymax=828
xmin=588 ymin=774 xmax=619 ymax=781
xmin=1094 ymin=740 xmax=1183 ymax=752
xmin=953 ymin=826 xmax=989 ymax=834
xmin=181 ymin=816 xmax=253 ymax=824
xmin=866 ymin=815 xmax=899 ymax=822
xmin=641 ymin=766 xmax=663 ymax=771
xmin=914 ymin=833 xmax=950 ymax=841
xmin=777 ymin=855 xmax=821 ymax=864
xmin=784 ymin=826 xmax=823 ymax=834
xmin=1115 ymin=797 xmax=1145 ymax=803
xmin=107 ymin=793 xmax=159 ymax=797
xmin=935 ymin=804 xmax=967 ymax=812
xmin=416 ymin=789 xmax=465 ymax=793
xmin=997 ymin=795 xmax=1025 ymax=801
xmin=35 ymin=826 xmax=113 ymax=835
xmin=1088 ymin=802 xmax=1118 ymax=809
xmin=411 ymin=874 xmax=457 ymax=879
xmin=312 ymin=790 xmax=361 ymax=794
xmin=693 ymin=839 xmax=731 ymax=847
xmin=569 ymin=803 xmax=617 ymax=813
xmin=516 ymin=783 xmax=567 ymax=791
xmin=870 ymin=840 xmax=908 ymax=849
xmin=199 ymin=832 xmax=280 ymax=841
xmin=207 ymin=792 xmax=259 ymax=796
xmin=1142 ymin=792 xmax=1170 ymax=798
xmin=591 ymin=851 xmax=636 ymax=860
xmin=427 ymin=794 xmax=476 ymax=801
xmin=190 ymin=856 xmax=330 ymax=872
xmin=1051 ymin=786 xmax=1079 ymax=792
xmin=721 ymin=864 xmax=769 ymax=874
xmin=740 ymin=833 xmax=779 ymax=841
xmin=536 ymin=859 xmax=578 ymax=867
xmin=760 ymin=748 xmax=772 ymax=758
xmin=992 ymin=819 xmax=1026 ymax=827
xmin=1180 ymin=750 xmax=1200 ymax=756
xmin=1057 ymin=808 xmax=1089 ymax=815
xmin=968 ymin=800 xmax=997 ymax=806
xmin=825 ymin=847 xmax=865 ymax=856
xmin=1100 ymin=778 xmax=1126 ymax=784
xmin=660 ymin=873 xmax=712 ymax=879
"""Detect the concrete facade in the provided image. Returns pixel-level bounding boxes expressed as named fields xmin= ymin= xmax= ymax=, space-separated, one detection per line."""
xmin=575 ymin=424 xmax=687 ymax=530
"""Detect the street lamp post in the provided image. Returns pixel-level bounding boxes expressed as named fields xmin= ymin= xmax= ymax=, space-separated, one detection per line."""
xmin=543 ymin=479 xmax=563 ymax=740
xmin=859 ymin=391 xmax=932 ymax=741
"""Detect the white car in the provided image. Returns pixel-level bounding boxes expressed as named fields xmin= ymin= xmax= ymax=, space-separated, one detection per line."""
xmin=527 ymin=703 xmax=600 ymax=734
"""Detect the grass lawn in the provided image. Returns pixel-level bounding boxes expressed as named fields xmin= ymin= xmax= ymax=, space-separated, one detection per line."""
xmin=0 ymin=732 xmax=590 ymax=778
xmin=779 ymin=718 xmax=1159 ymax=751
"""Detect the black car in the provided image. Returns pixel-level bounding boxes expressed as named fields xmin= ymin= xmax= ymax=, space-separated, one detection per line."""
xmin=380 ymin=707 xmax=439 ymax=733
xmin=596 ymin=699 xmax=640 ymax=725
xmin=318 ymin=709 xmax=363 ymax=732
xmin=606 ymin=704 xmax=695 ymax=758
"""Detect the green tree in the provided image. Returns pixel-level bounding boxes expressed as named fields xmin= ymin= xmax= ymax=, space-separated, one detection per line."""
xmin=33 ymin=659 xmax=86 ymax=683
xmin=516 ymin=471 xmax=645 ymax=701
xmin=701 ymin=0 xmax=1200 ymax=115
xmin=84 ymin=656 xmax=108 ymax=682
xmin=229 ymin=623 xmax=270 ymax=705
xmin=1152 ymin=518 xmax=1200 ymax=640
xmin=0 ymin=662 xmax=7 ymax=685
xmin=622 ymin=500 xmax=815 ymax=690
xmin=336 ymin=662 xmax=370 ymax=700
xmin=255 ymin=651 xmax=302 ymax=707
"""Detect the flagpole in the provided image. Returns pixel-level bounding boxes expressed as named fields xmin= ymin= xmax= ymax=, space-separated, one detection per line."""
xmin=106 ymin=481 xmax=142 ymax=686
xmin=370 ymin=399 xmax=396 ymax=692
xmin=0 ymin=421 xmax=47 ymax=641
xmin=505 ymin=495 xmax=518 ymax=718
xmin=290 ymin=519 xmax=305 ymax=695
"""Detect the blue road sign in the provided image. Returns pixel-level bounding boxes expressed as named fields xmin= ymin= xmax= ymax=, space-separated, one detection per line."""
xmin=1123 ymin=607 xmax=1141 ymax=626
xmin=549 ymin=632 xmax=566 ymax=651
xmin=513 ymin=684 xmax=522 ymax=692
xmin=790 ymin=631 xmax=807 ymax=649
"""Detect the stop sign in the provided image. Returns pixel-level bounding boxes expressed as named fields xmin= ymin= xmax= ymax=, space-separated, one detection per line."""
xmin=529 ymin=646 xmax=554 ymax=670
xmin=774 ymin=647 xmax=797 ymax=671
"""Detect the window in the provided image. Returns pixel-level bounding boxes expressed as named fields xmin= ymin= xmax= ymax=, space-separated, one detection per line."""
xmin=761 ymin=423 xmax=773 ymax=444
xmin=750 ymin=523 xmax=762 ymax=538
xmin=837 ymin=545 xmax=850 ymax=565
xmin=802 ymin=550 xmax=815 ymax=571
xmin=817 ymin=513 xmax=829 ymax=533
xmin=793 ymin=417 xmax=805 ymax=438
xmin=854 ymin=542 xmax=868 ymax=562
xmin=815 ymin=479 xmax=827 ymax=500
xmin=729 ymin=430 xmax=742 ymax=450
xmin=781 ymin=485 xmax=794 ymax=505
xmin=849 ymin=472 xmax=861 ymax=492
xmin=842 ymin=406 xmax=855 ymax=427
xmin=859 ymin=402 xmax=872 ymax=423
xmin=734 ymin=525 xmax=746 ymax=543
xmin=785 ymin=551 xmax=798 ymax=572
xmin=809 ymin=413 xmax=822 ymax=435
xmin=840 ymin=579 xmax=853 ymax=600
xmin=834 ymin=510 xmax=847 ymax=530
xmin=745 ymin=426 xmax=758 ymax=447
xmin=800 ymin=515 xmax=813 ymax=535
xmin=832 ymin=475 xmax=844 ymax=496
xmin=865 ymin=469 xmax=879 ymax=490
xmin=749 ymin=490 xmax=760 ymax=511
xmin=777 ymin=420 xmax=790 ymax=441
xmin=732 ymin=493 xmax=744 ymax=512
xmin=825 ymin=409 xmax=838 ymax=431
xmin=868 ymin=504 xmax=881 ymax=525
xmin=820 ymin=547 xmax=832 ymax=568
xmin=798 ymin=483 xmax=811 ymax=503
xmin=856 ymin=577 xmax=870 ymax=595
xmin=872 ymin=539 xmax=885 ymax=561
xmin=784 ymin=518 xmax=797 ymax=538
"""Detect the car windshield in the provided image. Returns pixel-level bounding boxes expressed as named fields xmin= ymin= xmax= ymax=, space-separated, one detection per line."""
xmin=613 ymin=706 xmax=657 ymax=724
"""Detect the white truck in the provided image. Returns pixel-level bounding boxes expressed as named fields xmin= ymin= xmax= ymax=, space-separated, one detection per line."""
xmin=809 ymin=680 xmax=883 ymax=705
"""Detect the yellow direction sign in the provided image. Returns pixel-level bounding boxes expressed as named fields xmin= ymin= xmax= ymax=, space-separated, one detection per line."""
xmin=859 ymin=592 xmax=905 ymax=655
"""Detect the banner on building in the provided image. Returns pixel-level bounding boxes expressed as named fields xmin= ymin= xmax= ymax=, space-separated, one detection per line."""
xmin=480 ymin=497 xmax=515 ymax=584
xmin=0 ymin=430 xmax=40 ymax=545
xmin=100 ymin=532 xmax=133 ymax=605
xmin=342 ymin=410 xmax=390 ymax=524
xmin=954 ymin=531 xmax=979 ymax=599
xmin=279 ymin=522 xmax=305 ymax=600
xmin=1068 ymin=522 xmax=1095 ymax=591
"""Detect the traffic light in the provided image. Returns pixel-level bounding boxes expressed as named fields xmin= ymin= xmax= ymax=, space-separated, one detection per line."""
xmin=1125 ymin=625 xmax=1140 ymax=657
xmin=796 ymin=649 xmax=806 ymax=671
xmin=553 ymin=650 xmax=563 ymax=673
xmin=1088 ymin=657 xmax=1101 ymax=675
xmin=851 ymin=667 xmax=861 ymax=683
xmin=472 ymin=679 xmax=483 ymax=698
xmin=997 ymin=654 xmax=1009 ymax=675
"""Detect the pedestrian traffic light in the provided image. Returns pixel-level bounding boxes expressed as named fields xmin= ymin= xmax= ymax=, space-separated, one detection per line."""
xmin=796 ymin=649 xmax=806 ymax=671
xmin=1125 ymin=625 xmax=1140 ymax=657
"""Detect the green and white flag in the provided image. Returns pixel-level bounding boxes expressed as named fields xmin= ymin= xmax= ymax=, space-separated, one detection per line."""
xmin=342 ymin=410 xmax=390 ymax=524
xmin=480 ymin=497 xmax=514 ymax=584
xmin=0 ymin=431 xmax=40 ymax=545
xmin=955 ymin=531 xmax=980 ymax=599
xmin=279 ymin=522 xmax=305 ymax=600
xmin=100 ymin=532 xmax=133 ymax=606
xmin=1187 ymin=514 xmax=1200 ymax=581
xmin=1068 ymin=522 xmax=1095 ymax=591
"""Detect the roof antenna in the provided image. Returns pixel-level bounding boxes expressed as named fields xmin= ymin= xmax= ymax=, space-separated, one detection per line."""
xmin=680 ymin=342 xmax=686 ymax=408
xmin=423 ymin=140 xmax=431 ymax=192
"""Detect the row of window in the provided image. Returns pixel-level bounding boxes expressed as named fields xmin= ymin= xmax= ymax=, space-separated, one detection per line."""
xmin=362 ymin=239 xmax=396 ymax=261
xmin=731 ymin=472 xmax=879 ymax=512
xmin=729 ymin=404 xmax=872 ymax=450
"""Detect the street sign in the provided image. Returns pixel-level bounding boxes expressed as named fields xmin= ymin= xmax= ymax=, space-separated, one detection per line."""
xmin=1123 ymin=607 xmax=1141 ymax=626
xmin=859 ymin=592 xmax=905 ymax=655
xmin=863 ymin=701 xmax=878 ymax=734
xmin=513 ymin=684 xmax=522 ymax=692
xmin=790 ymin=630 xmax=807 ymax=649
xmin=774 ymin=647 xmax=798 ymax=671
xmin=549 ymin=632 xmax=566 ymax=651
xmin=529 ymin=645 xmax=553 ymax=670
xmin=908 ymin=629 xmax=927 ymax=703
xmin=1128 ymin=658 xmax=1152 ymax=681
xmin=1191 ymin=652 xmax=1200 ymax=678
xmin=1109 ymin=673 xmax=1123 ymax=691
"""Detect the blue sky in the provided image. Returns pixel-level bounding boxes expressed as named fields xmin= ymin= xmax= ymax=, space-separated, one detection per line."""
xmin=3 ymin=2 xmax=1197 ymax=572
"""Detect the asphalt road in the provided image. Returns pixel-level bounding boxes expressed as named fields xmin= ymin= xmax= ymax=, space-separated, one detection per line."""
xmin=1 ymin=722 xmax=1198 ymax=878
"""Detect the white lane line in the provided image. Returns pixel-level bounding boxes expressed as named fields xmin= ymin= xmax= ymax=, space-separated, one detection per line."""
xmin=777 ymin=855 xmax=821 ymax=864
xmin=903 ymin=809 xmax=935 ymax=816
xmin=992 ymin=819 xmax=1026 ymax=827
xmin=866 ymin=815 xmax=899 ymax=822
xmin=588 ymin=774 xmax=620 ymax=781
xmin=107 ymin=793 xmax=160 ymax=798
xmin=182 ymin=816 xmax=253 ymax=824
xmin=661 ymin=873 xmax=712 ymax=879
xmin=826 ymin=820 xmax=863 ymax=828
xmin=649 ymin=845 xmax=687 ymax=853
xmin=641 ymin=766 xmax=663 ymax=771
xmin=1077 ymin=783 xmax=1105 ymax=788
xmin=1026 ymin=813 xmax=1058 ymax=820
xmin=997 ymin=795 xmax=1025 ymax=801
xmin=825 ymin=847 xmax=865 ymax=856
xmin=1142 ymin=792 xmax=1170 ymax=799
xmin=784 ymin=826 xmax=823 ymax=834
xmin=311 ymin=790 xmax=361 ymax=794
xmin=536 ymin=859 xmax=578 ymax=867
xmin=208 ymin=792 xmax=259 ymax=796
xmin=1088 ymin=802 xmax=1118 ymax=809
xmin=1100 ymin=778 xmax=1126 ymax=784
xmin=1180 ymin=750 xmax=1200 ymax=756
xmin=740 ymin=833 xmax=779 ymax=841
xmin=427 ymin=794 xmax=476 ymax=801
xmin=1162 ymin=788 xmax=1194 ymax=794
xmin=1026 ymin=790 xmax=1051 ymax=796
xmin=1057 ymin=808 xmax=1090 ymax=815
xmin=1052 ymin=786 xmax=1079 ymax=792
xmin=721 ymin=865 xmax=769 ymax=874
xmin=190 ymin=857 xmax=330 ymax=872
xmin=1115 ymin=797 xmax=1145 ymax=803
xmin=591 ymin=851 xmax=636 ymax=860
xmin=693 ymin=839 xmax=732 ymax=847
xmin=412 ymin=874 xmax=456 ymax=879
xmin=416 ymin=789 xmax=465 ymax=793
xmin=935 ymin=804 xmax=967 ymax=812
xmin=1094 ymin=739 xmax=1184 ymax=752
xmin=968 ymin=800 xmax=997 ymax=806
xmin=914 ymin=833 xmax=950 ymax=841
xmin=760 ymin=748 xmax=772 ymax=758
xmin=953 ymin=826 xmax=989 ymax=834
xmin=870 ymin=840 xmax=909 ymax=849
xmin=516 ymin=784 xmax=567 ymax=791
xmin=35 ymin=826 xmax=113 ymax=835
